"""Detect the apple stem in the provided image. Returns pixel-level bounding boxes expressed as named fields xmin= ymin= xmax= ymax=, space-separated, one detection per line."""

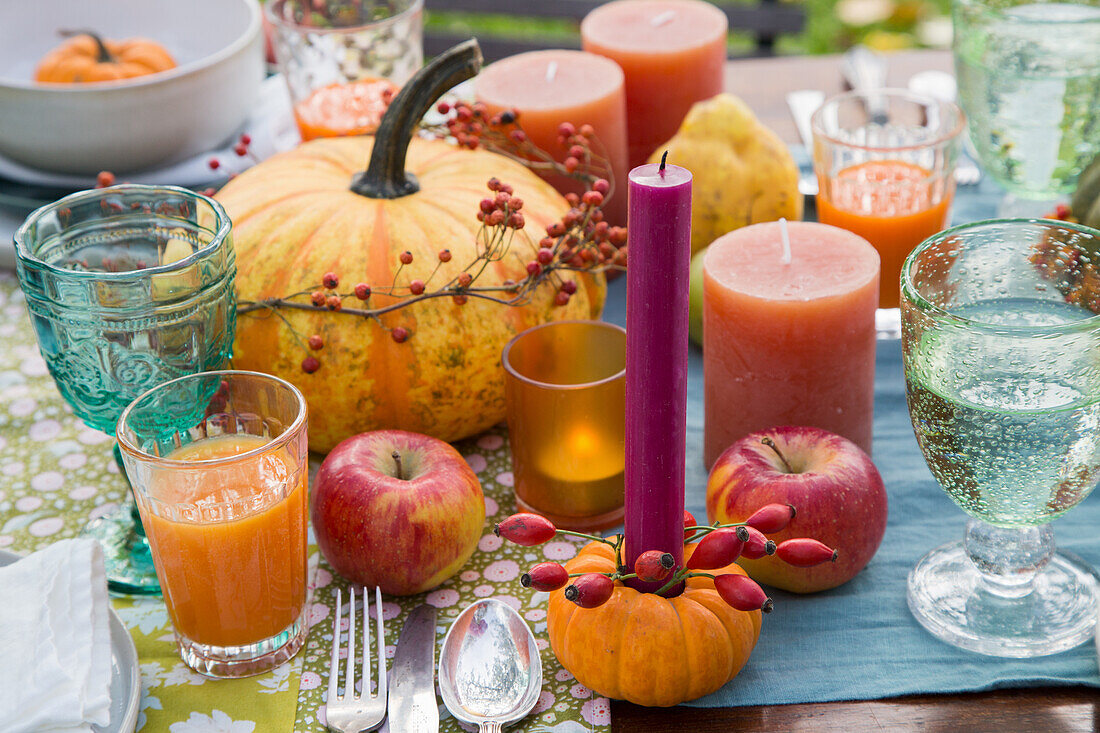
xmin=391 ymin=450 xmax=405 ymax=480
xmin=760 ymin=437 xmax=795 ymax=473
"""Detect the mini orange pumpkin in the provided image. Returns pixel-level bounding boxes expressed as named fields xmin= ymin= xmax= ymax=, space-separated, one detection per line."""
xmin=547 ymin=541 xmax=763 ymax=707
xmin=35 ymin=32 xmax=176 ymax=84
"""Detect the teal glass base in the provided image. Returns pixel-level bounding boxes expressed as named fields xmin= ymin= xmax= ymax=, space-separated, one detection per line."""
xmin=84 ymin=490 xmax=161 ymax=595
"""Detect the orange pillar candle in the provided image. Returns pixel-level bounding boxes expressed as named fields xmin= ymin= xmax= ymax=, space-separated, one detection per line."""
xmin=582 ymin=0 xmax=727 ymax=169
xmin=476 ymin=50 xmax=630 ymax=225
xmin=703 ymin=221 xmax=880 ymax=468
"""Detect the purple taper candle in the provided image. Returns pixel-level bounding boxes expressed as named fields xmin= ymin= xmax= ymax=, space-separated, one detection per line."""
xmin=624 ymin=154 xmax=692 ymax=593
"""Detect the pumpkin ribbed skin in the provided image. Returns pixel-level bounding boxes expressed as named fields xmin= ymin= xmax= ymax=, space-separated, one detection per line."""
xmin=216 ymin=136 xmax=605 ymax=453
xmin=35 ymin=35 xmax=176 ymax=83
xmin=547 ymin=541 xmax=762 ymax=707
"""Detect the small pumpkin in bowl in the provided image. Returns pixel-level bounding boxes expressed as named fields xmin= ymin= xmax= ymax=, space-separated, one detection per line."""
xmin=35 ymin=32 xmax=176 ymax=83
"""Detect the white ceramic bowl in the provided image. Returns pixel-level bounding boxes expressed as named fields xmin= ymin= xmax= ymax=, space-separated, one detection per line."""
xmin=0 ymin=0 xmax=264 ymax=175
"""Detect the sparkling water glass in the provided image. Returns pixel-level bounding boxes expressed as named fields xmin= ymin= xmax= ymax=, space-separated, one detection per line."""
xmin=14 ymin=185 xmax=236 ymax=594
xmin=954 ymin=0 xmax=1100 ymax=209
xmin=902 ymin=218 xmax=1100 ymax=656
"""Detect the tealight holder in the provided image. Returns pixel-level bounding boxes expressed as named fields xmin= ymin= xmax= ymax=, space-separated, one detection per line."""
xmin=502 ymin=320 xmax=626 ymax=531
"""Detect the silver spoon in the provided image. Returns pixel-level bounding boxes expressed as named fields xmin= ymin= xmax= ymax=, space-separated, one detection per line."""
xmin=439 ymin=598 xmax=542 ymax=733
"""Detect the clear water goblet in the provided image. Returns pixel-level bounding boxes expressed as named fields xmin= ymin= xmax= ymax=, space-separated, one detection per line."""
xmin=902 ymin=218 xmax=1100 ymax=656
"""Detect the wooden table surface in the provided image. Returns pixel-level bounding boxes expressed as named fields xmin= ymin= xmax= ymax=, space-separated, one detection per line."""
xmin=611 ymin=49 xmax=1100 ymax=733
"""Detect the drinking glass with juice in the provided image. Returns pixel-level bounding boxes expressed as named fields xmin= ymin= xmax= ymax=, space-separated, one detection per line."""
xmin=117 ymin=371 xmax=308 ymax=678
xmin=813 ymin=90 xmax=964 ymax=312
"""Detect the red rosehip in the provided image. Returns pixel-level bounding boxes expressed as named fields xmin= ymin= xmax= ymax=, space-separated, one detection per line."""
xmin=438 ymin=249 xmax=452 ymax=262
xmin=436 ymin=101 xmax=451 ymax=114
xmin=564 ymin=573 xmax=614 ymax=609
xmin=582 ymin=190 xmax=604 ymax=207
xmin=310 ymin=290 xmax=326 ymax=306
xmin=391 ymin=327 xmax=409 ymax=343
xmin=560 ymin=280 xmax=578 ymax=295
xmin=509 ymin=129 xmax=527 ymax=143
xmin=775 ymin=538 xmax=839 ymax=567
xmin=326 ymin=295 xmax=342 ymax=311
xmin=1054 ymin=203 xmax=1072 ymax=220
xmin=547 ymin=222 xmax=566 ymax=237
xmin=565 ymin=192 xmax=580 ymax=207
xmin=494 ymin=191 xmax=511 ymax=208
xmin=239 ymin=133 xmax=252 ymax=145
xmin=714 ymin=574 xmax=773 ymax=613
xmin=521 ymin=562 xmax=569 ymax=592
xmin=487 ymin=177 xmax=502 ymax=192
xmin=494 ymin=513 xmax=557 ymax=546
xmin=354 ymin=283 xmax=371 ymax=300
xmin=499 ymin=183 xmax=514 ymax=195
xmin=208 ymin=158 xmax=221 ymax=170
xmin=409 ymin=280 xmax=426 ymax=295
xmin=452 ymin=294 xmax=468 ymax=305
xmin=686 ymin=528 xmax=745 ymax=570
xmin=526 ymin=262 xmax=541 ymax=276
xmin=480 ymin=198 xmax=496 ymax=214
xmin=322 ymin=271 xmax=338 ymax=289
xmin=399 ymin=251 xmax=414 ymax=265
xmin=569 ymin=144 xmax=585 ymax=159
xmin=307 ymin=334 xmax=324 ymax=350
xmin=593 ymin=179 xmax=610 ymax=195
xmin=509 ymin=197 xmax=524 ymax=212
xmin=537 ymin=248 xmax=554 ymax=265
xmin=684 ymin=509 xmax=698 ymax=540
xmin=579 ymin=123 xmax=595 ymax=137
xmin=487 ymin=210 xmax=505 ymax=226
xmin=564 ymin=156 xmax=579 ymax=173
xmin=506 ymin=212 xmax=525 ymax=229
xmin=233 ymin=143 xmax=248 ymax=156
xmin=740 ymin=526 xmax=777 ymax=560
xmin=634 ymin=550 xmax=675 ymax=583
xmin=95 ymin=171 xmax=115 ymax=188
xmin=457 ymin=272 xmax=473 ymax=287
xmin=610 ymin=227 xmax=628 ymax=246
xmin=745 ymin=503 xmax=797 ymax=534
xmin=557 ymin=122 xmax=576 ymax=138
xmin=301 ymin=356 xmax=320 ymax=374
xmin=554 ymin=291 xmax=570 ymax=306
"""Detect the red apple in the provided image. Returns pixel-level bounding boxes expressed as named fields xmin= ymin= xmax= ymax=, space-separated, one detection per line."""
xmin=312 ymin=429 xmax=485 ymax=596
xmin=706 ymin=426 xmax=886 ymax=593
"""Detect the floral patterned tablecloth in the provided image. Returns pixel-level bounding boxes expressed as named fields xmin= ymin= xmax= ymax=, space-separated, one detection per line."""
xmin=0 ymin=272 xmax=610 ymax=733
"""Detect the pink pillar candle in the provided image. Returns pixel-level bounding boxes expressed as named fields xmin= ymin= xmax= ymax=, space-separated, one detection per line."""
xmin=703 ymin=221 xmax=880 ymax=468
xmin=582 ymin=0 xmax=727 ymax=169
xmin=475 ymin=50 xmax=630 ymax=225
xmin=624 ymin=160 xmax=692 ymax=592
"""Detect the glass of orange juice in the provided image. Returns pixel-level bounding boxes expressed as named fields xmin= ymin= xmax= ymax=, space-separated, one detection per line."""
xmin=116 ymin=370 xmax=309 ymax=678
xmin=812 ymin=90 xmax=965 ymax=335
xmin=265 ymin=0 xmax=424 ymax=140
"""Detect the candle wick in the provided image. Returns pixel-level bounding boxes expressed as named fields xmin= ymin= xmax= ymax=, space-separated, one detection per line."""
xmin=779 ymin=217 xmax=792 ymax=266
xmin=650 ymin=10 xmax=676 ymax=26
xmin=659 ymin=150 xmax=668 ymax=176
xmin=545 ymin=61 xmax=558 ymax=83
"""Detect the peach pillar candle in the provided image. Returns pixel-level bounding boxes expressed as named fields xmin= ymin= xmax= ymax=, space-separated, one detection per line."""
xmin=703 ymin=221 xmax=880 ymax=468
xmin=476 ymin=50 xmax=630 ymax=225
xmin=582 ymin=0 xmax=727 ymax=169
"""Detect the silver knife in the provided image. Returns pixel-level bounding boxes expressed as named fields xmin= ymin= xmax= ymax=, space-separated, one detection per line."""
xmin=388 ymin=604 xmax=439 ymax=733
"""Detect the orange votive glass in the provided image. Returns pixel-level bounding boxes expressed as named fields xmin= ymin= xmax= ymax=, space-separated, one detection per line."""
xmin=812 ymin=89 xmax=965 ymax=309
xmin=502 ymin=321 xmax=626 ymax=532
xmin=117 ymin=371 xmax=309 ymax=679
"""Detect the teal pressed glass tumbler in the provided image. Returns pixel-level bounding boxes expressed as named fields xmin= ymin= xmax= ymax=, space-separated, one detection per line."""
xmin=14 ymin=185 xmax=237 ymax=594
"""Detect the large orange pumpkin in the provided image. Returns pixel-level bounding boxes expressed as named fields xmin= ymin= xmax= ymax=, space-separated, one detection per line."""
xmin=215 ymin=42 xmax=605 ymax=453
xmin=547 ymin=541 xmax=763 ymax=707
xmin=35 ymin=32 xmax=176 ymax=84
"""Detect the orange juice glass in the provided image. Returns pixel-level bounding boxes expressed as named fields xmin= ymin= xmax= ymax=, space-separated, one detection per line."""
xmin=812 ymin=90 xmax=965 ymax=318
xmin=117 ymin=371 xmax=308 ymax=678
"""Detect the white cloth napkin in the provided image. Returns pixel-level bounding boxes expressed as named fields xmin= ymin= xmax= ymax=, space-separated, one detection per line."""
xmin=0 ymin=538 xmax=113 ymax=732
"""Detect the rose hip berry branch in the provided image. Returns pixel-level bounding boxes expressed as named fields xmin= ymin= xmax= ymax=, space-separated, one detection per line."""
xmin=495 ymin=508 xmax=839 ymax=613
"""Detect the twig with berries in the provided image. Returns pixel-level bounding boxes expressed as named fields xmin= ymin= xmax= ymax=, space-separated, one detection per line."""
xmin=495 ymin=507 xmax=838 ymax=614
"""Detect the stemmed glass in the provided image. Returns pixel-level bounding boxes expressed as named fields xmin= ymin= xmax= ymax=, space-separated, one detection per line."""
xmin=14 ymin=185 xmax=236 ymax=594
xmin=901 ymin=218 xmax=1100 ymax=656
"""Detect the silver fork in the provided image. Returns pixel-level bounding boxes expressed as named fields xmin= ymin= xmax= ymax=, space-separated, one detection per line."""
xmin=326 ymin=586 xmax=388 ymax=733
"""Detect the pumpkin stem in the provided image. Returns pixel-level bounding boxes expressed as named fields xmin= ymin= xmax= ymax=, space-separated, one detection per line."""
xmin=350 ymin=39 xmax=484 ymax=200
xmin=60 ymin=29 xmax=114 ymax=63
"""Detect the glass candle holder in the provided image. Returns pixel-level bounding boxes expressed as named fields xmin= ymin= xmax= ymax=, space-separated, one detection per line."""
xmin=14 ymin=185 xmax=236 ymax=594
xmin=117 ymin=370 xmax=309 ymax=678
xmin=902 ymin=218 xmax=1100 ymax=657
xmin=954 ymin=0 xmax=1100 ymax=208
xmin=502 ymin=321 xmax=626 ymax=531
xmin=266 ymin=0 xmax=424 ymax=140
xmin=812 ymin=90 xmax=964 ymax=322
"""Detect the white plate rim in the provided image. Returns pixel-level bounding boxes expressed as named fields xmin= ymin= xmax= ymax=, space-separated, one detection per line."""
xmin=0 ymin=547 xmax=140 ymax=733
